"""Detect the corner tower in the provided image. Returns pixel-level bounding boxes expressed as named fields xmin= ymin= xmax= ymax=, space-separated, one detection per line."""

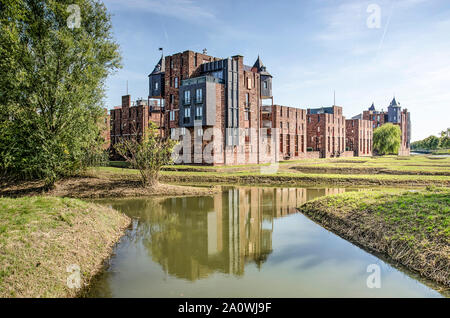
xmin=252 ymin=56 xmax=272 ymax=99
xmin=148 ymin=54 xmax=165 ymax=99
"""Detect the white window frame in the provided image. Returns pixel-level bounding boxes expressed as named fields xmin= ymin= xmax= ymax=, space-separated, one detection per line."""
xmin=196 ymin=88 xmax=203 ymax=103
xmin=184 ymin=90 xmax=190 ymax=104
xmin=196 ymin=106 xmax=203 ymax=118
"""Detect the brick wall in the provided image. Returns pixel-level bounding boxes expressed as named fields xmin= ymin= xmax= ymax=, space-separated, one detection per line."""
xmin=306 ymin=106 xmax=346 ymax=158
xmin=345 ymin=119 xmax=373 ymax=157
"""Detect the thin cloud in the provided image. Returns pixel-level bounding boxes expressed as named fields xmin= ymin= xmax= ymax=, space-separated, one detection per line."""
xmin=104 ymin=0 xmax=216 ymax=22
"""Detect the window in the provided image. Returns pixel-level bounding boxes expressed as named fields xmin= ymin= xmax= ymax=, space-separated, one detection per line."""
xmin=280 ymin=122 xmax=283 ymax=129
xmin=170 ymin=128 xmax=176 ymax=140
xmin=170 ymin=59 xmax=174 ymax=69
xmin=180 ymin=127 xmax=186 ymax=135
xmin=170 ymin=111 xmax=175 ymax=121
xmin=170 ymin=94 xmax=174 ymax=104
xmin=195 ymin=106 xmax=203 ymax=120
xmin=196 ymin=88 xmax=203 ymax=103
xmin=184 ymin=107 xmax=191 ymax=118
xmin=244 ymin=108 xmax=250 ymax=121
xmin=287 ymin=122 xmax=289 ymax=130
xmin=154 ymin=82 xmax=159 ymax=90
xmin=263 ymin=81 xmax=268 ymax=89
xmin=247 ymin=77 xmax=252 ymax=89
xmin=197 ymin=129 xmax=203 ymax=137
xmin=174 ymin=77 xmax=179 ymax=88
xmin=184 ymin=90 xmax=190 ymax=104
xmin=245 ymin=93 xmax=249 ymax=106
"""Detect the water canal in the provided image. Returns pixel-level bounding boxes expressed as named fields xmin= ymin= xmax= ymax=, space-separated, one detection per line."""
xmin=88 ymin=186 xmax=444 ymax=297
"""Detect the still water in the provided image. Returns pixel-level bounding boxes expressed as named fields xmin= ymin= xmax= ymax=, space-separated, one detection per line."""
xmin=88 ymin=187 xmax=443 ymax=298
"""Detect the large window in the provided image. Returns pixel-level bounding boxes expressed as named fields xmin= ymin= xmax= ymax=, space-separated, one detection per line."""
xmin=184 ymin=90 xmax=190 ymax=104
xmin=196 ymin=88 xmax=203 ymax=103
xmin=174 ymin=77 xmax=179 ymax=88
xmin=170 ymin=111 xmax=175 ymax=121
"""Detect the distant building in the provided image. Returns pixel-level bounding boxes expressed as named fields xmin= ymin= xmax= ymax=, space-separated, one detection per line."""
xmin=345 ymin=119 xmax=373 ymax=156
xmin=306 ymin=106 xmax=351 ymax=158
xmin=360 ymin=98 xmax=411 ymax=156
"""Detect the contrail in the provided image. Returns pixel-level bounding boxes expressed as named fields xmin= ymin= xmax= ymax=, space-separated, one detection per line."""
xmin=377 ymin=0 xmax=396 ymax=54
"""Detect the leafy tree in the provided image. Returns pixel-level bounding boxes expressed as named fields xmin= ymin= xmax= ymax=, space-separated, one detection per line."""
xmin=0 ymin=0 xmax=121 ymax=187
xmin=424 ymin=135 xmax=440 ymax=150
xmin=373 ymin=123 xmax=401 ymax=155
xmin=114 ymin=123 xmax=177 ymax=187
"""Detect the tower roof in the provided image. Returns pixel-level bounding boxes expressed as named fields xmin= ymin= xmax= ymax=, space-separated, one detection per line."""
xmin=369 ymin=103 xmax=375 ymax=111
xmin=389 ymin=97 xmax=400 ymax=107
xmin=149 ymin=55 xmax=165 ymax=76
xmin=252 ymin=55 xmax=271 ymax=76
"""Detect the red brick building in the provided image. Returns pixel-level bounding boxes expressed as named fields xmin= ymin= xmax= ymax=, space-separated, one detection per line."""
xmin=148 ymin=50 xmax=275 ymax=165
xmin=262 ymin=105 xmax=308 ymax=160
xmin=109 ymin=95 xmax=165 ymax=156
xmin=345 ymin=119 xmax=373 ymax=156
xmin=306 ymin=106 xmax=349 ymax=158
xmin=359 ymin=99 xmax=411 ymax=156
xmin=109 ymin=49 xmax=412 ymax=164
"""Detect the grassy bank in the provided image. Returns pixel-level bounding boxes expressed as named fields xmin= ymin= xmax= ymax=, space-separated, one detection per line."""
xmin=0 ymin=169 xmax=220 ymax=199
xmin=104 ymin=155 xmax=450 ymax=187
xmin=0 ymin=196 xmax=130 ymax=297
xmin=298 ymin=188 xmax=450 ymax=289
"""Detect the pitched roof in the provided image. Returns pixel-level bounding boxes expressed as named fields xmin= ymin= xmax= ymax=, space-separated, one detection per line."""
xmin=252 ymin=55 xmax=272 ymax=76
xmin=149 ymin=55 xmax=165 ymax=76
xmin=253 ymin=55 xmax=263 ymax=70
xmin=369 ymin=103 xmax=375 ymax=111
xmin=390 ymin=97 xmax=400 ymax=107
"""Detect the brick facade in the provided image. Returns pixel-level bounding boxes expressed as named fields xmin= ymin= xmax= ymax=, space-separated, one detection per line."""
xmin=109 ymin=50 xmax=411 ymax=164
xmin=306 ymin=106 xmax=347 ymax=158
xmin=345 ymin=119 xmax=373 ymax=156
xmin=265 ymin=105 xmax=307 ymax=160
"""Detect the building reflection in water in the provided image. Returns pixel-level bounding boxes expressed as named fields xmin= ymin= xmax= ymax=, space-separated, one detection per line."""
xmin=111 ymin=187 xmax=347 ymax=282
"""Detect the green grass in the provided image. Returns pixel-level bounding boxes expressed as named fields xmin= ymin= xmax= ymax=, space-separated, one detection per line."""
xmin=93 ymin=162 xmax=450 ymax=187
xmin=0 ymin=196 xmax=130 ymax=298
xmin=299 ymin=187 xmax=450 ymax=288
xmin=109 ymin=155 xmax=450 ymax=175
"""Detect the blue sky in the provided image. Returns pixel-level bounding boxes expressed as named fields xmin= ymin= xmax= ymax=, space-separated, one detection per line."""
xmin=102 ymin=0 xmax=450 ymax=141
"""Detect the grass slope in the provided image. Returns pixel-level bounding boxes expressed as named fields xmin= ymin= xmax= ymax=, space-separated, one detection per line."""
xmin=0 ymin=196 xmax=130 ymax=297
xmin=298 ymin=188 xmax=450 ymax=289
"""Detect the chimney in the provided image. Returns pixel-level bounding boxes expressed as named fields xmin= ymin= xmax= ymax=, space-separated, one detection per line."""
xmin=122 ymin=95 xmax=131 ymax=108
